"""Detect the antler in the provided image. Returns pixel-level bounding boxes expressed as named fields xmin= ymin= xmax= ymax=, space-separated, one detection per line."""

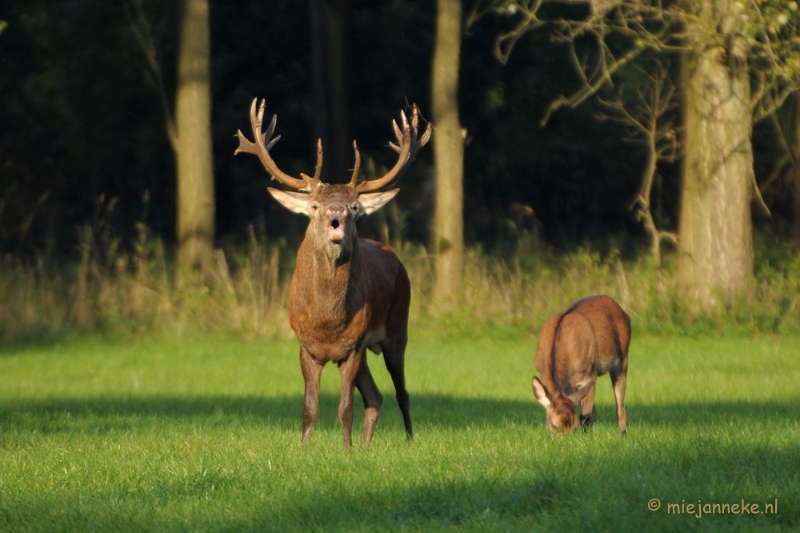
xmin=350 ymin=104 xmax=432 ymax=192
xmin=348 ymin=140 xmax=361 ymax=187
xmin=235 ymin=98 xmax=322 ymax=191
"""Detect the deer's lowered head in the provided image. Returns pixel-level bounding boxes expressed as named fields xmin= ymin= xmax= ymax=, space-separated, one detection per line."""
xmin=532 ymin=377 xmax=592 ymax=435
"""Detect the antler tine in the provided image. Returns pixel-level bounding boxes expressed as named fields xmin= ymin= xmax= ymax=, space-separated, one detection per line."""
xmin=264 ymin=114 xmax=281 ymax=151
xmin=388 ymin=113 xmax=407 ymax=154
xmin=235 ymin=98 xmax=316 ymax=191
xmin=388 ymin=105 xmax=431 ymax=153
xmin=348 ymin=141 xmax=362 ymax=188
xmin=417 ymin=107 xmax=432 ymax=146
xmin=301 ymin=139 xmax=323 ymax=189
xmin=357 ymin=104 xmax=431 ymax=193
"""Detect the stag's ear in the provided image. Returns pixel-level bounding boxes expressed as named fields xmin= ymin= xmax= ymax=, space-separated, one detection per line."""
xmin=532 ymin=377 xmax=552 ymax=408
xmin=357 ymin=189 xmax=400 ymax=216
xmin=268 ymin=188 xmax=309 ymax=215
xmin=566 ymin=381 xmax=593 ymax=405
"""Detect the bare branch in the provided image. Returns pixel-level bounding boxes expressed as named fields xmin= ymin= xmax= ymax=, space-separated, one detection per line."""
xmin=494 ymin=0 xmax=547 ymax=63
xmin=465 ymin=0 xmax=501 ymax=32
xmin=126 ymin=0 xmax=177 ymax=153
xmin=751 ymin=168 xmax=772 ymax=218
xmin=595 ymin=61 xmax=681 ymax=265
xmin=542 ymin=45 xmax=643 ymax=125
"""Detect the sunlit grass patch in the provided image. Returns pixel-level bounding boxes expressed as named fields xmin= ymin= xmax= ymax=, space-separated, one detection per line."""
xmin=0 ymin=334 xmax=798 ymax=531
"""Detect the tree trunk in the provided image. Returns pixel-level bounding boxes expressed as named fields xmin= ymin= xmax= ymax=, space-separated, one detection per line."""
xmin=310 ymin=0 xmax=350 ymax=184
xmin=792 ymin=91 xmax=800 ymax=249
xmin=431 ymin=0 xmax=464 ymax=302
xmin=175 ymin=0 xmax=215 ymax=283
xmin=677 ymin=0 xmax=754 ymax=309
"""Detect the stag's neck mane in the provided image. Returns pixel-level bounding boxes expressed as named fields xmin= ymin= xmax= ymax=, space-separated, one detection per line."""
xmin=293 ymin=231 xmax=363 ymax=325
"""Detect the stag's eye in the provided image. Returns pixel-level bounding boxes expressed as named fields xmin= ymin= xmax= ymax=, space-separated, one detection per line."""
xmin=310 ymin=202 xmax=320 ymax=211
xmin=351 ymin=203 xmax=359 ymax=212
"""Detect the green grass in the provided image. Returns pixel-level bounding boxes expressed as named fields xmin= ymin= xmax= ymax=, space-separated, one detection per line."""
xmin=0 ymin=333 xmax=799 ymax=532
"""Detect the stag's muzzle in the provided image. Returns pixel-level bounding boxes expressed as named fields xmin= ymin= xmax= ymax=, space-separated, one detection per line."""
xmin=326 ymin=205 xmax=347 ymax=242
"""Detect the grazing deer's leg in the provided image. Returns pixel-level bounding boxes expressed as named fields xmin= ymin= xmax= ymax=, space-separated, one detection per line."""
xmin=354 ymin=354 xmax=383 ymax=446
xmin=299 ymin=347 xmax=323 ymax=443
xmin=383 ymin=339 xmax=413 ymax=439
xmin=611 ymin=369 xmax=628 ymax=434
xmin=337 ymin=350 xmax=363 ymax=448
xmin=579 ymin=384 xmax=598 ymax=429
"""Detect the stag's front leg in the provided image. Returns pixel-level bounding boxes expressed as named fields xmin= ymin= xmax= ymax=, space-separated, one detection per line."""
xmin=299 ymin=346 xmax=323 ymax=443
xmin=579 ymin=384 xmax=598 ymax=429
xmin=337 ymin=349 xmax=363 ymax=448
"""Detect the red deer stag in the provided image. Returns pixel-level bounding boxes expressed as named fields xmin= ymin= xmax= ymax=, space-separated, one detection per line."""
xmin=235 ymin=98 xmax=431 ymax=447
xmin=532 ymin=295 xmax=630 ymax=435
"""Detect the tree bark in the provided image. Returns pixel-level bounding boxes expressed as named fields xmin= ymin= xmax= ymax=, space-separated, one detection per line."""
xmin=431 ymin=0 xmax=464 ymax=302
xmin=792 ymin=91 xmax=800 ymax=249
xmin=677 ymin=0 xmax=754 ymax=309
xmin=175 ymin=0 xmax=215 ymax=283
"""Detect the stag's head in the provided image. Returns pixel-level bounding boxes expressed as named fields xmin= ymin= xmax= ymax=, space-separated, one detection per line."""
xmin=532 ymin=377 xmax=591 ymax=435
xmin=235 ymin=99 xmax=431 ymax=260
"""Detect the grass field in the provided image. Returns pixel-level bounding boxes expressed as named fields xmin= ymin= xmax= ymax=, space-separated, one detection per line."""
xmin=0 ymin=332 xmax=798 ymax=532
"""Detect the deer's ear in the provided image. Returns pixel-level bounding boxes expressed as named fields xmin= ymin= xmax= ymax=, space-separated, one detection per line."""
xmin=532 ymin=377 xmax=552 ymax=408
xmin=567 ymin=381 xmax=593 ymax=405
xmin=268 ymin=188 xmax=309 ymax=215
xmin=357 ymin=189 xmax=400 ymax=215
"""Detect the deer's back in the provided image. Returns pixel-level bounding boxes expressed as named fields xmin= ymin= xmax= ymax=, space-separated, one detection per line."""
xmin=359 ymin=239 xmax=406 ymax=294
xmin=535 ymin=296 xmax=630 ymax=393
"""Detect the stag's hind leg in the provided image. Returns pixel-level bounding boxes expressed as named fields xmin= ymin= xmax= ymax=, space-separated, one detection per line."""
xmin=354 ymin=353 xmax=383 ymax=446
xmin=383 ymin=336 xmax=413 ymax=439
xmin=299 ymin=347 xmax=323 ymax=443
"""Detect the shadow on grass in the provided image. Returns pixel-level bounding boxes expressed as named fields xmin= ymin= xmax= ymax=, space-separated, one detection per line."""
xmin=1 ymin=396 xmax=798 ymax=532
xmin=1 ymin=393 xmax=798 ymax=435
xmin=2 ymin=439 xmax=798 ymax=533
xmin=2 ymin=476 xmax=576 ymax=532
xmin=0 ymin=329 xmax=103 ymax=355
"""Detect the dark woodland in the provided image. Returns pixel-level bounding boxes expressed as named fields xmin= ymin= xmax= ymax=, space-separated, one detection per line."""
xmin=0 ymin=0 xmax=794 ymax=262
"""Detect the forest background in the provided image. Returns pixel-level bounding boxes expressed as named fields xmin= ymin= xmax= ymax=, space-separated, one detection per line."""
xmin=1 ymin=0 xmax=800 ymax=340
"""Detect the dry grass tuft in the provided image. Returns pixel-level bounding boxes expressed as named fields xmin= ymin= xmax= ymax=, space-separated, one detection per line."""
xmin=2 ymin=229 xmax=799 ymax=342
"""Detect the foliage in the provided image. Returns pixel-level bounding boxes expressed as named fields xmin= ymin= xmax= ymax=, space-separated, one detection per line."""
xmin=492 ymin=0 xmax=800 ymax=119
xmin=0 ymin=335 xmax=798 ymax=531
xmin=2 ymin=0 xmax=799 ymax=340
xmin=2 ymin=0 xmax=789 ymax=262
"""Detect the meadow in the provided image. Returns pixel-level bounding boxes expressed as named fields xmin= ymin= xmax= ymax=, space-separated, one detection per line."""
xmin=1 ymin=237 xmax=799 ymax=531
xmin=1 ymin=332 xmax=798 ymax=532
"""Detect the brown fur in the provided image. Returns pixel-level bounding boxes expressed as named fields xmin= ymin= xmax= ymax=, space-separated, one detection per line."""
xmin=236 ymin=100 xmax=429 ymax=447
xmin=532 ymin=295 xmax=631 ymax=435
xmin=272 ymin=183 xmax=412 ymax=448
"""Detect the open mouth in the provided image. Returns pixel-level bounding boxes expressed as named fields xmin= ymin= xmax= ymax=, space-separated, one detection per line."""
xmin=327 ymin=219 xmax=345 ymax=242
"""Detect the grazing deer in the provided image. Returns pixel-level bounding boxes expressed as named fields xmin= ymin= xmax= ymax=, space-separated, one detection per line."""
xmin=235 ymin=98 xmax=431 ymax=447
xmin=532 ymin=295 xmax=630 ymax=435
